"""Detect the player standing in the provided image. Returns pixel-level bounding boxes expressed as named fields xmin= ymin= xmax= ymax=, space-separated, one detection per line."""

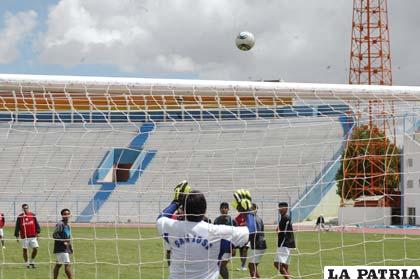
xmin=0 ymin=211 xmax=5 ymax=248
xmin=14 ymin=204 xmax=41 ymax=268
xmin=53 ymin=208 xmax=73 ymax=279
xmin=315 ymin=215 xmax=326 ymax=231
xmin=248 ymin=203 xmax=266 ymax=279
xmin=274 ymin=202 xmax=296 ymax=279
xmin=213 ymin=202 xmax=237 ymax=279
xmin=235 ymin=212 xmax=249 ymax=271
xmin=156 ymin=182 xmax=256 ymax=279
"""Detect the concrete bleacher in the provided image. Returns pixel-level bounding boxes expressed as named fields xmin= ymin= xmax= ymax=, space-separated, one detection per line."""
xmin=100 ymin=117 xmax=344 ymax=224
xmin=0 ymin=122 xmax=138 ymax=222
xmin=0 ymin=117 xmax=344 ymax=224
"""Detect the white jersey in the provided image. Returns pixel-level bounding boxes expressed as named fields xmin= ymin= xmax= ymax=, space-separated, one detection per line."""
xmin=157 ymin=217 xmax=249 ymax=279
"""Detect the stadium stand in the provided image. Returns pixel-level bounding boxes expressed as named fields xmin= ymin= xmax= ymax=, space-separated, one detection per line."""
xmin=0 ymin=108 xmax=345 ymax=224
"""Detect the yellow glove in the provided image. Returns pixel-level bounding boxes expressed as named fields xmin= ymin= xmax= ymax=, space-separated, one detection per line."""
xmin=174 ymin=180 xmax=191 ymax=202
xmin=231 ymin=189 xmax=252 ymax=212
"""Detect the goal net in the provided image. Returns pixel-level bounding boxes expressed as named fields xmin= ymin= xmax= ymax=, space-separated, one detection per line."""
xmin=0 ymin=74 xmax=419 ymax=278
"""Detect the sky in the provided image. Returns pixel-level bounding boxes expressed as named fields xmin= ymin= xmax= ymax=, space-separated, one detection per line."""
xmin=0 ymin=0 xmax=419 ymax=85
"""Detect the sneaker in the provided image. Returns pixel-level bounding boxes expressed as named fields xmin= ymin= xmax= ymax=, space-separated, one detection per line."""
xmin=25 ymin=264 xmax=30 ymax=269
xmin=236 ymin=266 xmax=247 ymax=271
xmin=30 ymin=263 xmax=36 ymax=269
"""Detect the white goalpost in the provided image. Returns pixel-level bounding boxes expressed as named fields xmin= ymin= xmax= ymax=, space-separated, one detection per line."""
xmin=0 ymin=74 xmax=419 ymax=278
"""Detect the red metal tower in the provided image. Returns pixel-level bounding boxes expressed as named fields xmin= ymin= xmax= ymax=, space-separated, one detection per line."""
xmin=349 ymin=0 xmax=392 ymax=86
xmin=348 ymin=0 xmax=394 ymax=135
xmin=341 ymin=0 xmax=400 ymax=208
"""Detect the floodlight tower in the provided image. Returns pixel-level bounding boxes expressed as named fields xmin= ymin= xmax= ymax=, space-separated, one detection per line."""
xmin=349 ymin=0 xmax=392 ymax=86
xmin=342 ymin=0 xmax=399 ymax=207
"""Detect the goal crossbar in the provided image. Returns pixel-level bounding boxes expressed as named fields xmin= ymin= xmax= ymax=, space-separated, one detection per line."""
xmin=0 ymin=74 xmax=419 ymax=101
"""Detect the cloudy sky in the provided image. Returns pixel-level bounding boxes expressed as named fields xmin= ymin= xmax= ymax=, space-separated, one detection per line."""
xmin=0 ymin=0 xmax=419 ymax=85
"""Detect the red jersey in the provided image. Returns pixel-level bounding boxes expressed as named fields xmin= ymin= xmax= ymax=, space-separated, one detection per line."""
xmin=0 ymin=213 xmax=4 ymax=228
xmin=14 ymin=212 xmax=40 ymax=239
xmin=235 ymin=213 xmax=247 ymax=227
xmin=171 ymin=212 xmax=185 ymax=221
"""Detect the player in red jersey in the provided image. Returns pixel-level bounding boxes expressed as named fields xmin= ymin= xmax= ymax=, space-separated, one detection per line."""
xmin=14 ymin=204 xmax=41 ymax=268
xmin=235 ymin=212 xmax=250 ymax=271
xmin=0 ymin=212 xmax=5 ymax=248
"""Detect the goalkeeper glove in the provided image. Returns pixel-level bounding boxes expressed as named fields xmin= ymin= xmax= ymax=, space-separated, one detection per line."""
xmin=231 ymin=189 xmax=252 ymax=212
xmin=173 ymin=180 xmax=191 ymax=203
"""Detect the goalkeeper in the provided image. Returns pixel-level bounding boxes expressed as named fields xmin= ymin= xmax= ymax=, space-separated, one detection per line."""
xmin=156 ymin=182 xmax=256 ymax=279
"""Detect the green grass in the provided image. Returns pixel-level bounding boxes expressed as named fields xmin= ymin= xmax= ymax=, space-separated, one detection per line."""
xmin=0 ymin=227 xmax=419 ymax=278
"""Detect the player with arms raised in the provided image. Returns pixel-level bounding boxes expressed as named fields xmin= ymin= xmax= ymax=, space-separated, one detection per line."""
xmin=156 ymin=182 xmax=256 ymax=279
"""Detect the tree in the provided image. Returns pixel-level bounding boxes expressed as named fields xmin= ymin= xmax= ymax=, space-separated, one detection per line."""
xmin=336 ymin=125 xmax=401 ymax=203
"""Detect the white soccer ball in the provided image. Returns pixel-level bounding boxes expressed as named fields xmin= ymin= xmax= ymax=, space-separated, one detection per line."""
xmin=235 ymin=31 xmax=255 ymax=51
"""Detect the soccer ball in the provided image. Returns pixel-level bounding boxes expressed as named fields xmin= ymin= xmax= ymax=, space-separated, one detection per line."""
xmin=235 ymin=31 xmax=255 ymax=51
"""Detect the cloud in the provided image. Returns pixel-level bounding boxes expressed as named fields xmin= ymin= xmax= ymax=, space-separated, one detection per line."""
xmin=0 ymin=10 xmax=38 ymax=64
xmin=36 ymin=0 xmax=353 ymax=81
xmin=36 ymin=0 xmax=420 ymax=84
xmin=156 ymin=55 xmax=195 ymax=72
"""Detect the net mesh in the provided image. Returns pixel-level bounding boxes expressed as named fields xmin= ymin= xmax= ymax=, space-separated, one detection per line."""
xmin=0 ymin=75 xmax=419 ymax=278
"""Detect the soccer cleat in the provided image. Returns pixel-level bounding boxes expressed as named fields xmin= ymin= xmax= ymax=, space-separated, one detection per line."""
xmin=236 ymin=266 xmax=247 ymax=271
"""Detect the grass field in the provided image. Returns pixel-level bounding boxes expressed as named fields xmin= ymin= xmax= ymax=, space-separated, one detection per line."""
xmin=0 ymin=226 xmax=419 ymax=279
